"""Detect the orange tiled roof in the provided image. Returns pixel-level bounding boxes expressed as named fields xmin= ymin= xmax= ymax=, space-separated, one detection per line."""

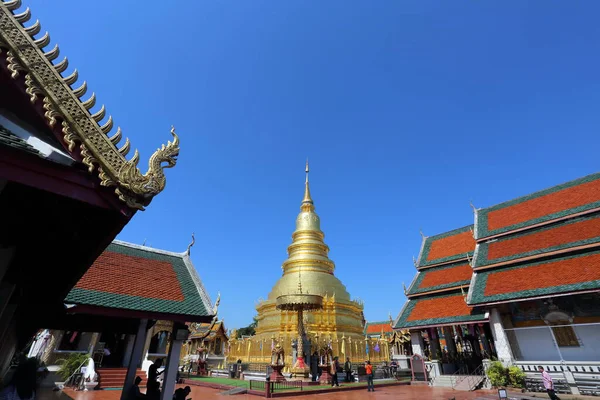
xmin=75 ymin=250 xmax=184 ymax=301
xmin=365 ymin=323 xmax=393 ymax=334
xmin=394 ymin=292 xmax=487 ymax=329
xmin=418 ymin=226 xmax=475 ymax=268
xmin=65 ymin=241 xmax=215 ymax=320
xmin=474 ymin=214 xmax=600 ymax=268
xmin=418 ymin=264 xmax=472 ymax=290
xmin=408 ymin=294 xmax=472 ymax=322
xmin=469 ymin=249 xmax=600 ymax=304
xmin=476 ymin=173 xmax=600 ymax=238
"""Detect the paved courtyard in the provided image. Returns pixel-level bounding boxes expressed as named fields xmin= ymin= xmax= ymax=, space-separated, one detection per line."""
xmin=39 ymin=385 xmax=498 ymax=400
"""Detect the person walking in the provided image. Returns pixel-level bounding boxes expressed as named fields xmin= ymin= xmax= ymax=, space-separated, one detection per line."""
xmin=330 ymin=357 xmax=340 ymax=387
xmin=365 ymin=361 xmax=374 ymax=392
xmin=538 ymin=366 xmax=560 ymax=400
xmin=310 ymin=352 xmax=319 ymax=382
xmin=344 ymin=357 xmax=352 ymax=383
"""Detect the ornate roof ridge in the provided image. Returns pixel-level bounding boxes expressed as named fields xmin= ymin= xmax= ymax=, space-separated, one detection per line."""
xmin=112 ymin=239 xmax=188 ymax=258
xmin=0 ymin=0 xmax=179 ymax=210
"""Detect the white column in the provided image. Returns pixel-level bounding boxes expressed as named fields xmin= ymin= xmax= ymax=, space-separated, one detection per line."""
xmin=120 ymin=319 xmax=149 ymax=400
xmin=410 ymin=330 xmax=425 ymax=356
xmin=159 ymin=324 xmax=188 ymax=400
xmin=489 ymin=308 xmax=513 ymax=366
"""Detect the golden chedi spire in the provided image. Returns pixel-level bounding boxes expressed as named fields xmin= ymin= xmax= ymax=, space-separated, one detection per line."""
xmin=249 ymin=162 xmax=365 ymax=349
xmin=301 ymin=159 xmax=314 ymax=211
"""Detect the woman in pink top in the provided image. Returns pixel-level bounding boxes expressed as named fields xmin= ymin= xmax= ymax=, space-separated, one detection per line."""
xmin=538 ymin=366 xmax=560 ymax=400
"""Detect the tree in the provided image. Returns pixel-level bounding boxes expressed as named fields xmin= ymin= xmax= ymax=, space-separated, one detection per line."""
xmin=236 ymin=315 xmax=258 ymax=338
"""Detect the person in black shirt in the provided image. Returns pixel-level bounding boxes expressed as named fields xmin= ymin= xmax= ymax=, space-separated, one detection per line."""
xmin=173 ymin=386 xmax=191 ymax=400
xmin=148 ymin=359 xmax=164 ymax=386
xmin=127 ymin=377 xmax=145 ymax=400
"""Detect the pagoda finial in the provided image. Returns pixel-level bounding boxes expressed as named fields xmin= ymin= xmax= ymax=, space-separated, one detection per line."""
xmin=301 ymin=159 xmax=314 ymax=211
xmin=305 ymin=158 xmax=309 ymax=183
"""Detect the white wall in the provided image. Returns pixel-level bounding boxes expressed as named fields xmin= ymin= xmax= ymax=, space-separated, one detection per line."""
xmin=512 ymin=324 xmax=600 ymax=362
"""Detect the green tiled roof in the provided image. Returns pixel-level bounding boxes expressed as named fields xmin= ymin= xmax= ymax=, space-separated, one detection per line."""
xmin=468 ymin=249 xmax=600 ymax=305
xmin=417 ymin=225 xmax=474 ymax=268
xmin=475 ymin=172 xmax=600 ymax=239
xmin=394 ymin=291 xmax=487 ymax=330
xmin=65 ymin=241 xmax=214 ymax=320
xmin=474 ymin=213 xmax=600 ymax=268
xmin=407 ymin=262 xmax=472 ymax=296
xmin=0 ymin=124 xmax=41 ymax=157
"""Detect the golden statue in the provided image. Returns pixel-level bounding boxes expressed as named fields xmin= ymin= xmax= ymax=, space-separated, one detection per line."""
xmin=271 ymin=344 xmax=285 ymax=366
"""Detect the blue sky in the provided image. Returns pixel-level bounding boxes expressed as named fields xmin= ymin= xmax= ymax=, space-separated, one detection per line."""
xmin=26 ymin=0 xmax=600 ymax=329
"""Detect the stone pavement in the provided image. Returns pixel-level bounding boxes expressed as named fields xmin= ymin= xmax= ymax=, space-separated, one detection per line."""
xmin=39 ymin=385 xmax=499 ymax=400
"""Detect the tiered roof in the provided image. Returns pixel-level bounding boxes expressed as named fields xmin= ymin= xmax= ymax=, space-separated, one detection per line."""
xmin=395 ymin=292 xmax=487 ymax=329
xmin=469 ymin=173 xmax=600 ymax=305
xmin=396 ymin=172 xmax=600 ymax=329
xmin=475 ymin=172 xmax=600 ymax=239
xmin=417 ymin=225 xmax=475 ymax=268
xmin=395 ymin=226 xmax=484 ymax=330
xmin=65 ymin=241 xmax=215 ymax=322
xmin=364 ymin=321 xmax=393 ymax=337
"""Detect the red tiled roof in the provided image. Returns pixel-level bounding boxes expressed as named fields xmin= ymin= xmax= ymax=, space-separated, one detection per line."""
xmin=486 ymin=216 xmax=600 ymax=262
xmin=407 ymin=294 xmax=472 ymax=322
xmin=366 ymin=323 xmax=393 ymax=334
xmin=426 ymin=231 xmax=475 ymax=262
xmin=487 ymin=179 xmax=600 ymax=233
xmin=418 ymin=264 xmax=472 ymax=290
xmin=75 ymin=251 xmax=184 ymax=301
xmin=483 ymin=252 xmax=600 ymax=297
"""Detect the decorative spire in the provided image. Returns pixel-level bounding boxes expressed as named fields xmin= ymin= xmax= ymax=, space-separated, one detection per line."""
xmin=301 ymin=159 xmax=314 ymax=211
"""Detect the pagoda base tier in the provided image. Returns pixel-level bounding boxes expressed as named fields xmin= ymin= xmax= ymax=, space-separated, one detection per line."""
xmin=291 ymin=357 xmax=310 ymax=378
xmin=269 ymin=365 xmax=286 ymax=382
xmin=318 ymin=365 xmax=332 ymax=384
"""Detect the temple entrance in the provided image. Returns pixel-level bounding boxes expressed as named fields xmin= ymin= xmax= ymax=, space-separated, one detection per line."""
xmin=98 ymin=332 xmax=130 ymax=367
xmin=421 ymin=323 xmax=496 ymax=376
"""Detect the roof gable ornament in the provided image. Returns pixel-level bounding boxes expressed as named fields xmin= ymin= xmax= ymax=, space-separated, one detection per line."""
xmin=187 ymin=232 xmax=195 ymax=256
xmin=466 ymin=252 xmax=473 ymax=267
xmin=0 ymin=1 xmax=179 ymax=210
xmin=402 ymin=282 xmax=408 ymax=296
xmin=460 ymin=285 xmax=468 ymax=304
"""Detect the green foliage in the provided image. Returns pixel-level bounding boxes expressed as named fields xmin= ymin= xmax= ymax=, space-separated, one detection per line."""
xmin=486 ymin=362 xmax=526 ymax=388
xmin=508 ymin=366 xmax=526 ymax=388
xmin=236 ymin=316 xmax=258 ymax=338
xmin=56 ymin=353 xmax=89 ymax=381
xmin=487 ymin=361 xmax=508 ymax=387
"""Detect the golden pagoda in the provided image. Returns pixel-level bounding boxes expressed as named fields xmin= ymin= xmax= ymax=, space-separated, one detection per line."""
xmin=228 ymin=162 xmax=368 ymax=367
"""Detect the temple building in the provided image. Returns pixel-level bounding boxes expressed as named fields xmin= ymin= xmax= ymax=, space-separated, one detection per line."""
xmin=28 ymin=240 xmax=216 ymax=392
xmin=395 ymin=172 xmax=600 ymax=395
xmin=227 ymin=165 xmax=367 ymax=367
xmin=181 ymin=320 xmax=229 ymax=373
xmin=0 ymin=0 xmax=182 ymax=390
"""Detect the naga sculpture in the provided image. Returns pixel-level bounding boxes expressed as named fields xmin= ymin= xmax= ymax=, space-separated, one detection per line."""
xmin=116 ymin=127 xmax=179 ymax=201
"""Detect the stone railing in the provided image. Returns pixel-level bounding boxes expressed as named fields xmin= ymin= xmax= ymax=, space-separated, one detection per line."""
xmin=515 ymin=360 xmax=600 ymax=396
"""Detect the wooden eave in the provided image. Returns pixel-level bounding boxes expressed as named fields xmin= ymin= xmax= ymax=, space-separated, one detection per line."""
xmin=0 ymin=0 xmax=180 ymax=210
